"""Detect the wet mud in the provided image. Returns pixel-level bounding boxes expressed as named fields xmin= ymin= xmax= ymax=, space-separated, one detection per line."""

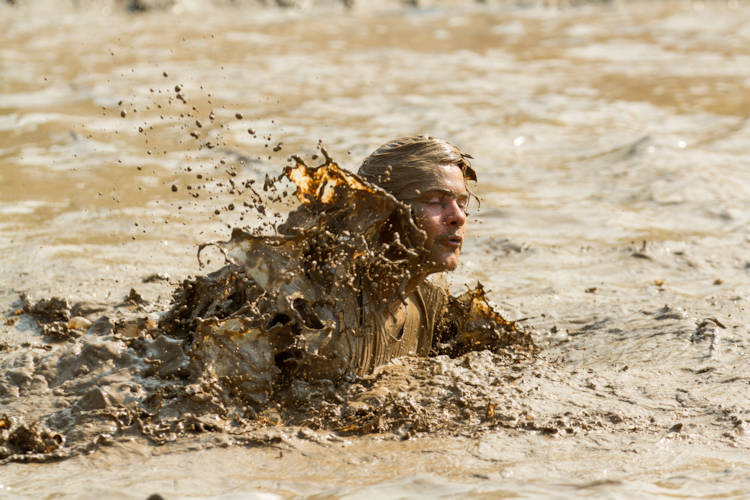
xmin=3 ymin=0 xmax=750 ymax=497
xmin=1 ymin=156 xmax=535 ymax=464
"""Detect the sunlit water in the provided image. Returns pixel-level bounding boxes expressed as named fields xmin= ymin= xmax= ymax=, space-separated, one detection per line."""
xmin=1 ymin=1 xmax=750 ymax=498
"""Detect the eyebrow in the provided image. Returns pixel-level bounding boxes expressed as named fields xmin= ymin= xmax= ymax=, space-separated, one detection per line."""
xmin=421 ymin=189 xmax=469 ymax=200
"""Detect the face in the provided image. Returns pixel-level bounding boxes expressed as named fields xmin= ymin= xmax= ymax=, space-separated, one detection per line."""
xmin=405 ymin=164 xmax=469 ymax=274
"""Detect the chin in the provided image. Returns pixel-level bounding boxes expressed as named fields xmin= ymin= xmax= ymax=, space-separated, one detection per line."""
xmin=424 ymin=247 xmax=461 ymax=274
xmin=438 ymin=253 xmax=460 ymax=272
xmin=443 ymin=261 xmax=459 ymax=272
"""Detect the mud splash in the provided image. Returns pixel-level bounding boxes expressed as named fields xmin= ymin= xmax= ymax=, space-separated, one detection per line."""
xmin=1 ymin=155 xmax=532 ymax=464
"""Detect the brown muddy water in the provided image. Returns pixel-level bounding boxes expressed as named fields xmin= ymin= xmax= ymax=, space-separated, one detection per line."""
xmin=2 ymin=0 xmax=750 ymax=498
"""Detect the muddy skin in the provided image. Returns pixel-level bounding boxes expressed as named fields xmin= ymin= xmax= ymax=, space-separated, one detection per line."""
xmin=0 ymin=156 xmax=532 ymax=464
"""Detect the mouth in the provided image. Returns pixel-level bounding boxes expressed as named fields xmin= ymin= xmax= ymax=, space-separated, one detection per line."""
xmin=439 ymin=235 xmax=463 ymax=249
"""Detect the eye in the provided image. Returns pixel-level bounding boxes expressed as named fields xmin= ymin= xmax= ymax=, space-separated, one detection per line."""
xmin=457 ymin=197 xmax=469 ymax=213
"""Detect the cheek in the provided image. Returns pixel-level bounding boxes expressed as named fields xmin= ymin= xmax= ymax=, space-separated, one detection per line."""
xmin=419 ymin=215 xmax=443 ymax=243
xmin=413 ymin=208 xmax=434 ymax=231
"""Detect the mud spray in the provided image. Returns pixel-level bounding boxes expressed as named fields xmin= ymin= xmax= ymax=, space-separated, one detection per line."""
xmin=1 ymin=142 xmax=536 ymax=462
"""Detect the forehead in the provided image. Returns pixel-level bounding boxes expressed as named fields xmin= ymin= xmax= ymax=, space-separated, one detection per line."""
xmin=422 ymin=164 xmax=468 ymax=197
xmin=392 ymin=162 xmax=470 ymax=201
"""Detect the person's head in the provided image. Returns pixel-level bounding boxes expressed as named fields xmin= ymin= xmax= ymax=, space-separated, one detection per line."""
xmin=358 ymin=135 xmax=477 ymax=274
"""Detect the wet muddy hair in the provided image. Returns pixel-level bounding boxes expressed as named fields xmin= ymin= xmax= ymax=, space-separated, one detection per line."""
xmin=357 ymin=135 xmax=477 ymax=203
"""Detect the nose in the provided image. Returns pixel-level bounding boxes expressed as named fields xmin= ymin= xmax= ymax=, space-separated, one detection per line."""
xmin=444 ymin=199 xmax=467 ymax=227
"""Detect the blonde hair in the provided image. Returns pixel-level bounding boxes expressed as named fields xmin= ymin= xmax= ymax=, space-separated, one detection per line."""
xmin=357 ymin=136 xmax=477 ymax=202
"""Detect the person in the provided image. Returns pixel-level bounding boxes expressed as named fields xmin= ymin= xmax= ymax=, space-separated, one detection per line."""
xmin=165 ymin=135 xmax=478 ymax=394
xmin=341 ymin=135 xmax=477 ymax=374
